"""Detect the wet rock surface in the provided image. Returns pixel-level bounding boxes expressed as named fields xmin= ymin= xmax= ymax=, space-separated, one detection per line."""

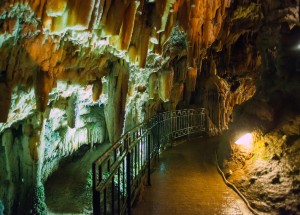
xmin=0 ymin=0 xmax=299 ymax=214
xmin=132 ymin=137 xmax=253 ymax=215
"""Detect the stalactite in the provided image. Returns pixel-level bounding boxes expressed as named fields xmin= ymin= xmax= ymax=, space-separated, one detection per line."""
xmin=118 ymin=1 xmax=139 ymax=50
xmin=45 ymin=0 xmax=67 ymax=17
xmin=99 ymin=0 xmax=112 ymax=31
xmin=92 ymin=79 xmax=103 ymax=101
xmin=156 ymin=10 xmax=177 ymax=55
xmin=29 ymin=0 xmax=47 ymax=19
xmin=130 ymin=1 xmax=154 ymax=67
xmin=138 ymin=27 xmax=151 ymax=67
xmin=104 ymin=0 xmax=130 ymax=35
xmin=67 ymin=94 xmax=76 ymax=128
xmin=0 ymin=83 xmax=12 ymax=122
xmin=34 ymin=70 xmax=53 ymax=112
xmin=88 ymin=0 xmax=104 ymax=30
xmin=104 ymin=61 xmax=129 ymax=143
xmin=173 ymin=57 xmax=187 ymax=82
xmin=158 ymin=68 xmax=174 ymax=102
xmin=148 ymin=72 xmax=158 ymax=99
xmin=50 ymin=0 xmax=95 ymax=32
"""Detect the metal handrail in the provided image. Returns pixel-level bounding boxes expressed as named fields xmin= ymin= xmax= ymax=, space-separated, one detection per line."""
xmin=92 ymin=108 xmax=207 ymax=215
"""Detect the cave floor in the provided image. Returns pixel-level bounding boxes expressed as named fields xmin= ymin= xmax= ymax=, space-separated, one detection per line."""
xmin=45 ymin=142 xmax=111 ymax=214
xmin=132 ymin=137 xmax=253 ymax=215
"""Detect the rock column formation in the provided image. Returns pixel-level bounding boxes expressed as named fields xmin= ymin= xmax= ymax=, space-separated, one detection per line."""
xmin=0 ymin=0 xmax=299 ymax=214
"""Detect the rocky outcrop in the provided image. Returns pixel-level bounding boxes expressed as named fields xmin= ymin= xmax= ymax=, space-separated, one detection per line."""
xmin=218 ymin=1 xmax=300 ymax=214
xmin=219 ymin=106 xmax=300 ymax=214
xmin=0 ymin=83 xmax=108 ymax=214
xmin=0 ymin=0 xmax=299 ymax=214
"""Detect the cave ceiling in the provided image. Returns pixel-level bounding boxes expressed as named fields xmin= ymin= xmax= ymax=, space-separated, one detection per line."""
xmin=0 ymin=0 xmax=299 ymax=124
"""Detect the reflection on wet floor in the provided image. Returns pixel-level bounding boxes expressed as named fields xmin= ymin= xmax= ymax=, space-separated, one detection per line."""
xmin=132 ymin=137 xmax=253 ymax=215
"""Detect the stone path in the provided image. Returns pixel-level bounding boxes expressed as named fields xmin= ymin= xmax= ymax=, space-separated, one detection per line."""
xmin=132 ymin=137 xmax=253 ymax=215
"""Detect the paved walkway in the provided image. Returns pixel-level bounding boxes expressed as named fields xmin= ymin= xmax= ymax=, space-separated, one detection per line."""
xmin=132 ymin=137 xmax=252 ymax=215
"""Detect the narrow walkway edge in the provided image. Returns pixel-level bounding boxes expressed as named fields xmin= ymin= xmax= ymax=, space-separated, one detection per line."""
xmin=215 ymin=151 xmax=260 ymax=215
xmin=132 ymin=137 xmax=253 ymax=215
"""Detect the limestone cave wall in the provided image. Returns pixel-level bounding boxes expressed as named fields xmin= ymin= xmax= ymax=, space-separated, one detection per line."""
xmin=217 ymin=1 xmax=300 ymax=214
xmin=0 ymin=0 xmax=299 ymax=214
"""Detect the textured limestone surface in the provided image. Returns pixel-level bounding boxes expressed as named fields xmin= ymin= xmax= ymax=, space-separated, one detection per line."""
xmin=218 ymin=2 xmax=300 ymax=212
xmin=0 ymin=0 xmax=299 ymax=214
xmin=219 ymin=114 xmax=300 ymax=215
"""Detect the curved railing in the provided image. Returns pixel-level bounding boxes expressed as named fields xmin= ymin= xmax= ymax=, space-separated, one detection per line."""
xmin=92 ymin=108 xmax=207 ymax=215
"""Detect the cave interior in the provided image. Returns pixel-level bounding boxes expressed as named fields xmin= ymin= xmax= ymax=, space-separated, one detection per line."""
xmin=0 ymin=0 xmax=299 ymax=214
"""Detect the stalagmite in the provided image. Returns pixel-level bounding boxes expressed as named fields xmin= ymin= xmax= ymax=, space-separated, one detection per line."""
xmin=201 ymin=61 xmax=230 ymax=131
xmin=170 ymin=83 xmax=184 ymax=108
xmin=185 ymin=67 xmax=197 ymax=92
xmin=104 ymin=61 xmax=129 ymax=143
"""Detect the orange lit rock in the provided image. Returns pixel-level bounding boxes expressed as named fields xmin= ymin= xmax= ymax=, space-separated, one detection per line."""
xmin=119 ymin=1 xmax=139 ymax=50
xmin=171 ymin=83 xmax=184 ymax=108
xmin=173 ymin=57 xmax=187 ymax=82
xmin=89 ymin=0 xmax=105 ymax=30
xmin=149 ymin=73 xmax=158 ymax=99
xmin=92 ymin=79 xmax=103 ymax=101
xmin=130 ymin=2 xmax=154 ymax=67
xmin=128 ymin=45 xmax=138 ymax=63
xmin=104 ymin=0 xmax=130 ymax=35
xmin=158 ymin=68 xmax=174 ymax=102
xmin=30 ymin=0 xmax=47 ymax=18
xmin=202 ymin=61 xmax=230 ymax=131
xmin=34 ymin=71 xmax=53 ymax=112
xmin=29 ymin=135 xmax=39 ymax=162
xmin=138 ymin=27 xmax=151 ymax=67
xmin=46 ymin=0 xmax=67 ymax=17
xmin=51 ymin=0 xmax=95 ymax=32
xmin=185 ymin=67 xmax=197 ymax=92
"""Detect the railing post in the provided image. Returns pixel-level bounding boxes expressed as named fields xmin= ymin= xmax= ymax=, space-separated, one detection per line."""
xmin=92 ymin=162 xmax=100 ymax=215
xmin=147 ymin=132 xmax=151 ymax=186
xmin=157 ymin=117 xmax=160 ymax=161
xmin=126 ymin=137 xmax=132 ymax=215
xmin=187 ymin=109 xmax=190 ymax=140
xmin=170 ymin=111 xmax=173 ymax=147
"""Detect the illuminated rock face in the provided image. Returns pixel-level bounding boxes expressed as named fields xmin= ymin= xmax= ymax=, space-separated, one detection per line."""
xmin=217 ymin=1 xmax=300 ymax=213
xmin=0 ymin=0 xmax=299 ymax=214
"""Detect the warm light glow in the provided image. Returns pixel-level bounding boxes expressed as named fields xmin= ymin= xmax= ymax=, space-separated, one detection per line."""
xmin=235 ymin=133 xmax=253 ymax=148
